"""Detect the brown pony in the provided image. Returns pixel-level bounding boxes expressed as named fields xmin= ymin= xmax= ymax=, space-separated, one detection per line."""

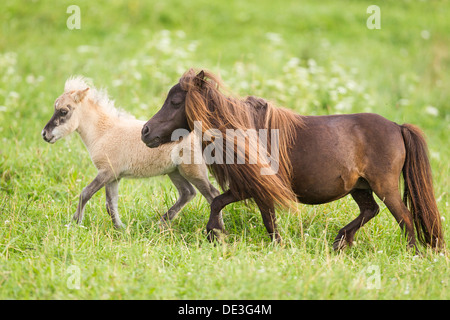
xmin=141 ymin=69 xmax=444 ymax=251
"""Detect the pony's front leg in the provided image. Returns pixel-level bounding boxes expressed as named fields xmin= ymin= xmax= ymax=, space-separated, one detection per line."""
xmin=105 ymin=179 xmax=125 ymax=229
xmin=254 ymin=199 xmax=282 ymax=243
xmin=72 ymin=171 xmax=112 ymax=226
xmin=207 ymin=190 xmax=243 ymax=242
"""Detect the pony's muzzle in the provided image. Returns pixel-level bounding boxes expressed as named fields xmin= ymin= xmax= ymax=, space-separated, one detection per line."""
xmin=141 ymin=125 xmax=161 ymax=148
xmin=145 ymin=136 xmax=161 ymax=148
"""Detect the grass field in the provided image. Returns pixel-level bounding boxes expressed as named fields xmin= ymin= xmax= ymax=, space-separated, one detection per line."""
xmin=0 ymin=0 xmax=449 ymax=300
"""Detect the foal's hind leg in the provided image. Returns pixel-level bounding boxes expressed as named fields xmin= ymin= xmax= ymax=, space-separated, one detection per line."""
xmin=333 ymin=189 xmax=379 ymax=251
xmin=178 ymin=164 xmax=223 ymax=228
xmin=105 ymin=179 xmax=125 ymax=229
xmin=161 ymin=171 xmax=197 ymax=224
xmin=73 ymin=170 xmax=113 ymax=226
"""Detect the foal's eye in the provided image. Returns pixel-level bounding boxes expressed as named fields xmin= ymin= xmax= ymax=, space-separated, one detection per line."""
xmin=60 ymin=109 xmax=68 ymax=116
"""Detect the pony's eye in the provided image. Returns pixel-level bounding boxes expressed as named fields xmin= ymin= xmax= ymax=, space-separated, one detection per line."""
xmin=60 ymin=109 xmax=68 ymax=116
xmin=171 ymin=99 xmax=183 ymax=108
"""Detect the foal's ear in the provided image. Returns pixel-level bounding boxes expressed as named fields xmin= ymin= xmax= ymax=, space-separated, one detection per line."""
xmin=193 ymin=70 xmax=205 ymax=88
xmin=72 ymin=87 xmax=90 ymax=103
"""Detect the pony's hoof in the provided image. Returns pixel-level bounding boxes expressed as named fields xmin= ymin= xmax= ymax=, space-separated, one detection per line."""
xmin=333 ymin=236 xmax=348 ymax=251
xmin=270 ymin=233 xmax=283 ymax=245
xmin=407 ymin=243 xmax=422 ymax=256
xmin=207 ymin=228 xmax=227 ymax=243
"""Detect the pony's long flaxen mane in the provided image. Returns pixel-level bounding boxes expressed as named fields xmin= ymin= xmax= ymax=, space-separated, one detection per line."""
xmin=179 ymin=69 xmax=304 ymax=209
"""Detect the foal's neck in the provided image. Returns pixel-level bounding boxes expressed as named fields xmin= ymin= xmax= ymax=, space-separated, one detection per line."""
xmin=76 ymin=100 xmax=115 ymax=152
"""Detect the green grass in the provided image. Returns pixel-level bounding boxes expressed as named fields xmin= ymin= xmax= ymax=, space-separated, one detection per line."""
xmin=0 ymin=0 xmax=449 ymax=299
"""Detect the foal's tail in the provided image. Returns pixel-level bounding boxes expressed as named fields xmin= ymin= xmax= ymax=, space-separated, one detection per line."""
xmin=400 ymin=124 xmax=444 ymax=249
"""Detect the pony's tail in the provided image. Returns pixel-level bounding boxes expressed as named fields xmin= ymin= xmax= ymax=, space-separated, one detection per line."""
xmin=401 ymin=124 xmax=444 ymax=249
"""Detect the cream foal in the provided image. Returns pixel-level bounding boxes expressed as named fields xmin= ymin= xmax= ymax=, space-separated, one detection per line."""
xmin=42 ymin=76 xmax=220 ymax=229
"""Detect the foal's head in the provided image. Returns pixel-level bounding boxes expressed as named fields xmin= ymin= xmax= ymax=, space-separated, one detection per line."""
xmin=42 ymin=84 xmax=89 ymax=143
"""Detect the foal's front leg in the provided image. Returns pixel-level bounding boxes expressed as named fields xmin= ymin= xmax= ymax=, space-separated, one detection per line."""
xmin=105 ymin=179 xmax=125 ymax=229
xmin=72 ymin=170 xmax=113 ymax=226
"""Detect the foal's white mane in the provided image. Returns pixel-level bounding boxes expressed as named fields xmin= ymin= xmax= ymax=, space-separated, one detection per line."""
xmin=64 ymin=76 xmax=134 ymax=119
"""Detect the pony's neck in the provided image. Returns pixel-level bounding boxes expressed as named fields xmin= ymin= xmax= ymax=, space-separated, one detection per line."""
xmin=76 ymin=99 xmax=115 ymax=152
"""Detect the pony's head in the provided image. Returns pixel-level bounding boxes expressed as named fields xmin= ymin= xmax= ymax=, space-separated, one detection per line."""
xmin=42 ymin=77 xmax=90 ymax=143
xmin=142 ymin=69 xmax=302 ymax=209
xmin=141 ymin=69 xmax=215 ymax=148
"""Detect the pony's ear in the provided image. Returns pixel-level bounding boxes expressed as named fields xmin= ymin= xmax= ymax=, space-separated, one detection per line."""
xmin=194 ymin=70 xmax=205 ymax=88
xmin=72 ymin=87 xmax=90 ymax=103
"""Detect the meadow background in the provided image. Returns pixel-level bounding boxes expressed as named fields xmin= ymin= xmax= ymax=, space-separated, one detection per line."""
xmin=0 ymin=0 xmax=449 ymax=299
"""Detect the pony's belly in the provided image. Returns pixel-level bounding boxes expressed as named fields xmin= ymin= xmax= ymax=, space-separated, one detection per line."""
xmin=292 ymin=172 xmax=363 ymax=205
xmin=295 ymin=190 xmax=350 ymax=205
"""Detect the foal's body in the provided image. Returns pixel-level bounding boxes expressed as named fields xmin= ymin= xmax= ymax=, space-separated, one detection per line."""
xmin=42 ymin=77 xmax=220 ymax=228
xmin=74 ymin=116 xmax=215 ymax=229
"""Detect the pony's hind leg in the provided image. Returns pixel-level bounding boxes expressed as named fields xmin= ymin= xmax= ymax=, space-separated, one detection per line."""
xmin=161 ymin=171 xmax=197 ymax=224
xmin=105 ymin=179 xmax=125 ymax=229
xmin=372 ymin=186 xmax=418 ymax=251
xmin=333 ymin=189 xmax=379 ymax=250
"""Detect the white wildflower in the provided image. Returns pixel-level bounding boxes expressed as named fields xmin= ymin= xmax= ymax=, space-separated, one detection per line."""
xmin=421 ymin=30 xmax=430 ymax=40
xmin=286 ymin=57 xmax=300 ymax=68
xmin=265 ymin=32 xmax=282 ymax=44
xmin=398 ymin=99 xmax=409 ymax=106
xmin=425 ymin=105 xmax=438 ymax=116
xmin=9 ymin=91 xmax=19 ymax=98
xmin=430 ymin=151 xmax=440 ymax=160
xmin=133 ymin=72 xmax=142 ymax=80
xmin=112 ymin=79 xmax=123 ymax=87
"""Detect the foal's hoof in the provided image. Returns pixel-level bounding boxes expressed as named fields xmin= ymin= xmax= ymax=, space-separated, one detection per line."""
xmin=159 ymin=218 xmax=173 ymax=230
xmin=65 ymin=222 xmax=87 ymax=230
xmin=114 ymin=223 xmax=126 ymax=230
xmin=207 ymin=228 xmax=228 ymax=243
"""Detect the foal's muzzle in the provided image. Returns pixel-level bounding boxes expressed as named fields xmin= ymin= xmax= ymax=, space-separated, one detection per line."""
xmin=41 ymin=129 xmax=54 ymax=143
